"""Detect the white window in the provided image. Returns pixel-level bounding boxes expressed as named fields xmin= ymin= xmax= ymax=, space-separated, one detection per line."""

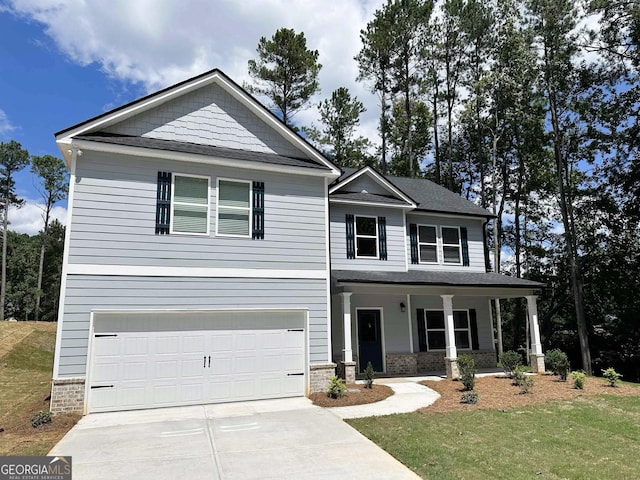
xmin=217 ymin=179 xmax=251 ymax=237
xmin=442 ymin=226 xmax=462 ymax=264
xmin=355 ymin=215 xmax=378 ymax=258
xmin=171 ymin=174 xmax=210 ymax=235
xmin=418 ymin=225 xmax=438 ymax=263
xmin=424 ymin=309 xmax=471 ymax=351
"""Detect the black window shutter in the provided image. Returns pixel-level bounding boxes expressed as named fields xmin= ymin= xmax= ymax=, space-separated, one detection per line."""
xmin=409 ymin=223 xmax=419 ymax=264
xmin=155 ymin=171 xmax=171 ymax=235
xmin=252 ymin=181 xmax=264 ymax=239
xmin=417 ymin=309 xmax=427 ymax=352
xmin=461 ymin=227 xmax=470 ymax=266
xmin=469 ymin=309 xmax=479 ymax=350
xmin=378 ymin=216 xmax=387 ymax=261
xmin=346 ymin=214 xmax=355 ymax=259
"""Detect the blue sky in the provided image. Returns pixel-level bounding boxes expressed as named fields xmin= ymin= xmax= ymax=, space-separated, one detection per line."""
xmin=0 ymin=0 xmax=381 ymax=234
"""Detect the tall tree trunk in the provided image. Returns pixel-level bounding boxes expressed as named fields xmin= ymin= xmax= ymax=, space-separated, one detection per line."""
xmin=380 ymin=68 xmax=388 ymax=174
xmin=490 ymin=112 xmax=504 ymax=354
xmin=404 ymin=54 xmax=414 ymax=177
xmin=431 ymin=77 xmax=441 ymax=184
xmin=0 ymin=196 xmax=7 ymax=321
xmin=35 ymin=204 xmax=51 ymax=322
xmin=547 ymin=88 xmax=592 ymax=374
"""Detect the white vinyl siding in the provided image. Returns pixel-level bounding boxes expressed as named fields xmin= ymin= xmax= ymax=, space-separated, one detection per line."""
xmin=355 ymin=215 xmax=378 ymax=258
xmin=171 ymin=174 xmax=210 ymax=235
xmin=217 ymin=179 xmax=251 ymax=237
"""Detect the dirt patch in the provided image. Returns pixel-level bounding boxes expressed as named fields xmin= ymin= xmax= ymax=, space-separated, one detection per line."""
xmin=420 ymin=374 xmax=640 ymax=413
xmin=0 ymin=394 xmax=80 ymax=456
xmin=310 ymin=384 xmax=394 ymax=407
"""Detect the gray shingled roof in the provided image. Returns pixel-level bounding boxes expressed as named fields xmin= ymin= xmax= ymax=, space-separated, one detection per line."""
xmin=338 ymin=168 xmax=493 ymax=217
xmin=78 ymin=132 xmax=331 ymax=170
xmin=330 ymin=191 xmax=411 ymax=206
xmin=332 ymin=270 xmax=545 ymax=288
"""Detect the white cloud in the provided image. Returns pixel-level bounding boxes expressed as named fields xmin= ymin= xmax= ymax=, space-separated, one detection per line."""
xmin=8 ymin=200 xmax=67 ymax=236
xmin=6 ymin=0 xmax=382 ymax=141
xmin=0 ymin=109 xmax=16 ymax=138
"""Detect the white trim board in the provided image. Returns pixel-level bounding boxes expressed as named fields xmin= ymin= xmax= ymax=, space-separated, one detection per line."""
xmin=65 ymin=264 xmax=327 ymax=279
xmin=329 ymin=166 xmax=416 ymax=207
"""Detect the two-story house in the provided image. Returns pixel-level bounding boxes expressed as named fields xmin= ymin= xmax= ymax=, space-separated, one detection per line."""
xmin=50 ymin=69 xmax=544 ymax=414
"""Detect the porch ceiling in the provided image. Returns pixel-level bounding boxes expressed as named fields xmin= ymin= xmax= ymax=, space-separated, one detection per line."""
xmin=331 ymin=270 xmax=544 ymax=298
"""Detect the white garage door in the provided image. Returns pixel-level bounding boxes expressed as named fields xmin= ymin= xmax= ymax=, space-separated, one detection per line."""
xmin=88 ymin=311 xmax=306 ymax=413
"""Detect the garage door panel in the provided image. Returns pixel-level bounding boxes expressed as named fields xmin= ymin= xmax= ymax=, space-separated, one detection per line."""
xmin=89 ymin=312 xmax=306 ymax=413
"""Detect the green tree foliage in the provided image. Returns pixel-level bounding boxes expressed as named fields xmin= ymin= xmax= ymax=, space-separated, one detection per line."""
xmin=31 ymin=155 xmax=68 ymax=321
xmin=305 ymin=87 xmax=371 ymax=168
xmin=0 ymin=140 xmax=30 ymax=321
xmin=247 ymin=28 xmax=321 ymax=127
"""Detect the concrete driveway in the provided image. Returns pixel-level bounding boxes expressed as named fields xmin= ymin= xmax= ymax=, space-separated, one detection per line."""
xmin=50 ymin=397 xmax=419 ymax=480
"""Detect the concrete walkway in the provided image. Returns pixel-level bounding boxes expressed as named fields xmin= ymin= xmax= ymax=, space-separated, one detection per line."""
xmin=328 ymin=377 xmax=442 ymax=419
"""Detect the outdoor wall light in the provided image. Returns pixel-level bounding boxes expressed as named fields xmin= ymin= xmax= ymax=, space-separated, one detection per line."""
xmin=400 ymin=302 xmax=406 ymax=312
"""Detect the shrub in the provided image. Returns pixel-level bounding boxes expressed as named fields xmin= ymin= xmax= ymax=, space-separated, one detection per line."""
xmin=499 ymin=350 xmax=522 ymax=377
xmin=545 ymin=349 xmax=569 ymax=375
xmin=512 ymin=365 xmax=527 ymax=386
xmin=364 ymin=361 xmax=375 ymax=389
xmin=602 ymin=368 xmax=622 ymax=387
xmin=31 ymin=410 xmax=52 ymax=428
xmin=457 ymin=354 xmax=476 ymax=391
xmin=460 ymin=391 xmax=478 ymax=404
xmin=571 ymin=371 xmax=586 ymax=390
xmin=556 ymin=355 xmax=570 ymax=382
xmin=327 ymin=376 xmax=347 ymax=399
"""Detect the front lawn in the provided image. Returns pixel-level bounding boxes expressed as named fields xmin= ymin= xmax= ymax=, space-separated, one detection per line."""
xmin=0 ymin=321 xmax=80 ymax=455
xmin=349 ymin=391 xmax=640 ymax=479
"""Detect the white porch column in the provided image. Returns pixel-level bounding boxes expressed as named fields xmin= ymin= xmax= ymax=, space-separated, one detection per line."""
xmin=441 ymin=294 xmax=459 ymax=379
xmin=526 ymin=295 xmax=545 ymax=373
xmin=341 ymin=292 xmax=353 ymax=363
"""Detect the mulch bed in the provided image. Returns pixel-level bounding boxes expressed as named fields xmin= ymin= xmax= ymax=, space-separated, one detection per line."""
xmin=419 ymin=374 xmax=640 ymax=414
xmin=310 ymin=384 xmax=394 ymax=407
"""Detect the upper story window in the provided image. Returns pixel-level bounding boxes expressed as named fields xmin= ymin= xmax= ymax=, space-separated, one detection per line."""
xmin=418 ymin=225 xmax=438 ymax=263
xmin=355 ymin=215 xmax=378 ymax=258
xmin=412 ymin=224 xmax=465 ymax=265
xmin=217 ymin=179 xmax=251 ymax=237
xmin=441 ymin=226 xmax=462 ymax=264
xmin=171 ymin=174 xmax=210 ymax=235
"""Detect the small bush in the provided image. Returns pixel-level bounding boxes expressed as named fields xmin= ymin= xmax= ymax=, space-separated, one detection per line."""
xmin=512 ymin=365 xmax=527 ymax=386
xmin=602 ymin=368 xmax=622 ymax=387
xmin=327 ymin=376 xmax=347 ymax=399
xmin=31 ymin=410 xmax=52 ymax=428
xmin=499 ymin=350 xmax=522 ymax=377
xmin=364 ymin=361 xmax=375 ymax=389
xmin=571 ymin=371 xmax=586 ymax=390
xmin=546 ymin=349 xmax=569 ymax=376
xmin=457 ymin=354 xmax=476 ymax=391
xmin=460 ymin=391 xmax=478 ymax=404
xmin=556 ymin=355 xmax=570 ymax=382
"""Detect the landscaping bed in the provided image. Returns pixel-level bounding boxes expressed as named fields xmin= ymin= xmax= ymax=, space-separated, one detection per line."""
xmin=420 ymin=373 xmax=640 ymax=413
xmin=309 ymin=383 xmax=394 ymax=407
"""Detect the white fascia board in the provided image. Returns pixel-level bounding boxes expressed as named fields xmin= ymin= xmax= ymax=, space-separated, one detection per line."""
xmin=66 ymin=139 xmax=337 ymax=178
xmin=329 ymin=198 xmax=416 ymax=210
xmin=66 ymin=264 xmax=327 ymax=279
xmin=56 ymin=72 xmax=220 ymax=142
xmin=214 ymin=75 xmax=341 ymax=176
xmin=329 ymin=166 xmax=417 ymax=207
xmin=56 ymin=71 xmax=341 ymax=177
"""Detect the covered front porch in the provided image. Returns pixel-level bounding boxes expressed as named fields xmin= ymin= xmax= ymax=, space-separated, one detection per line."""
xmin=330 ymin=270 xmax=546 ymax=382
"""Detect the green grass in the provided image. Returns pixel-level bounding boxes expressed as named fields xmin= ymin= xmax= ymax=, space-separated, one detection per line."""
xmin=348 ymin=395 xmax=640 ymax=480
xmin=0 ymin=322 xmax=77 ymax=456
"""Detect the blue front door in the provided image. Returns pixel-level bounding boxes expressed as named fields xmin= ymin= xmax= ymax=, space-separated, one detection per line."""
xmin=357 ymin=310 xmax=383 ymax=373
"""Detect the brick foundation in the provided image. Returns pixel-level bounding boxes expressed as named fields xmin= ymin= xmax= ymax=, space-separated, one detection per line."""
xmin=386 ymin=354 xmax=418 ymax=375
xmin=336 ymin=361 xmax=356 ymax=384
xmin=50 ymin=377 xmax=85 ymax=414
xmin=417 ymin=350 xmax=497 ymax=373
xmin=309 ymin=363 xmax=336 ymax=393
